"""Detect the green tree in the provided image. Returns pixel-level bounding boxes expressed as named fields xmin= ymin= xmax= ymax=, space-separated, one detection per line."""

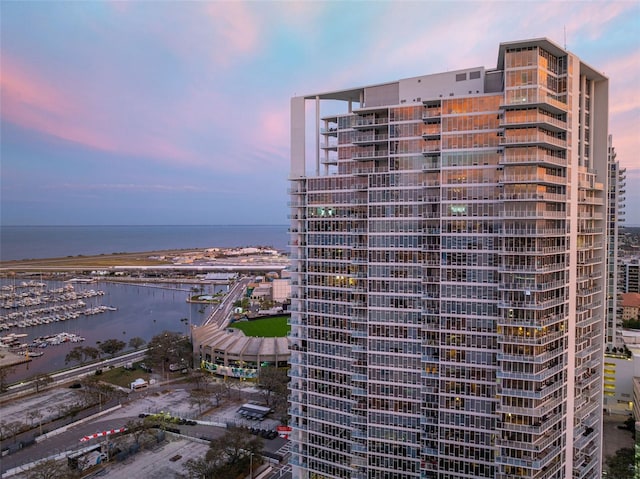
xmin=145 ymin=331 xmax=193 ymax=379
xmin=128 ymin=336 xmax=146 ymax=350
xmin=65 ymin=346 xmax=84 ymax=365
xmin=83 ymin=346 xmax=100 ymax=362
xmin=605 ymin=447 xmax=634 ymax=479
xmin=65 ymin=346 xmax=99 ymax=365
xmin=97 ymin=338 xmax=126 ymax=358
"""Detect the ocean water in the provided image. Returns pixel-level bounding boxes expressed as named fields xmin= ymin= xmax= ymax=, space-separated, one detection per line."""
xmin=0 ymin=225 xmax=289 ymax=261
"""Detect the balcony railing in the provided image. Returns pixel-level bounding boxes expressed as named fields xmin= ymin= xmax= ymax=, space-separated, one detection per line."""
xmin=501 ymin=153 xmax=567 ymax=167
xmin=352 ymin=117 xmax=389 ymax=128
xmin=353 ymin=150 xmax=389 ymax=160
xmin=501 ymin=113 xmax=567 ymax=131
xmin=500 ymin=192 xmax=566 ymax=202
xmin=500 ymin=210 xmax=566 ymax=219
xmin=353 ymin=133 xmax=388 ymax=144
xmin=500 ymin=173 xmax=566 ymax=185
xmin=502 ymin=88 xmax=568 ymax=112
xmin=501 ymin=133 xmax=566 ymax=149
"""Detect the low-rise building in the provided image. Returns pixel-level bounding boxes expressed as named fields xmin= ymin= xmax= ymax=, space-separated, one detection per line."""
xmin=192 ymin=323 xmax=289 ymax=379
xmin=621 ymin=292 xmax=640 ymax=322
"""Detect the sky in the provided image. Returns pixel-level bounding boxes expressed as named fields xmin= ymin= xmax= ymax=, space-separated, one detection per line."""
xmin=1 ymin=1 xmax=639 ymax=226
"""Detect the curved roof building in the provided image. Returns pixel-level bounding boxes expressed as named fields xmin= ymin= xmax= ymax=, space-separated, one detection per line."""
xmin=192 ymin=323 xmax=289 ymax=379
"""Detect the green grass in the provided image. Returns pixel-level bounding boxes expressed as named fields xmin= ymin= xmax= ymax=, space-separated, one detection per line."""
xmin=228 ymin=315 xmax=290 ymax=337
xmin=98 ymin=364 xmax=151 ymax=388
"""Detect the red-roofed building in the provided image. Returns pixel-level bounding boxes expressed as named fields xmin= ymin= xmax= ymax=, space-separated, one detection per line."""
xmin=621 ymin=292 xmax=640 ymax=321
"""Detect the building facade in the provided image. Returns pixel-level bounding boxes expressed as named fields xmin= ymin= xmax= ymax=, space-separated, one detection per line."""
xmin=622 ymin=259 xmax=640 ymax=293
xmin=289 ymin=38 xmax=608 ymax=479
xmin=605 ymin=136 xmax=625 ymax=346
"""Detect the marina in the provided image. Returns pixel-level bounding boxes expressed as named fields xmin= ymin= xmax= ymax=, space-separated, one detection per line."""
xmin=0 ymin=331 xmax=87 ymax=360
xmin=0 ymin=278 xmax=220 ymax=383
xmin=0 ymin=281 xmax=115 ymax=330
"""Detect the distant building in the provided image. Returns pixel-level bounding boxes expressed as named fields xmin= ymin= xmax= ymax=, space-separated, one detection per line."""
xmin=606 ymin=135 xmax=625 ymax=346
xmin=621 ymin=292 xmax=640 ymax=322
xmin=272 ymin=278 xmax=291 ymax=302
xmin=251 ymin=283 xmax=272 ymax=300
xmin=622 ymin=258 xmax=640 ymax=293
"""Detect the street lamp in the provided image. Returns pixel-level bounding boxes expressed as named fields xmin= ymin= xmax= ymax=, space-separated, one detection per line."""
xmin=249 ymin=452 xmax=253 ymax=479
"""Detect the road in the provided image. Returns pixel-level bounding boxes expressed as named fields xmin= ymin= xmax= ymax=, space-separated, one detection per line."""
xmin=4 ymin=349 xmax=149 ymax=398
xmin=0 ymin=382 xmax=289 ymax=477
xmin=203 ymin=277 xmax=252 ymax=328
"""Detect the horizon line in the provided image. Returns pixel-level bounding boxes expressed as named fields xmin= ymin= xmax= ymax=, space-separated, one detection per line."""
xmin=1 ymin=224 xmax=289 ymax=227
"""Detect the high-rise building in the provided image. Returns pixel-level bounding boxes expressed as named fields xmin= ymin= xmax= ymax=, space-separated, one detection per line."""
xmin=289 ymin=38 xmax=608 ymax=479
xmin=622 ymin=259 xmax=639 ymax=293
xmin=605 ymin=135 xmax=625 ymax=346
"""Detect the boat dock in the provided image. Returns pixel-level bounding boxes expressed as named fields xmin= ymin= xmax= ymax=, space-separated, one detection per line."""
xmin=0 ymin=283 xmax=114 ymax=331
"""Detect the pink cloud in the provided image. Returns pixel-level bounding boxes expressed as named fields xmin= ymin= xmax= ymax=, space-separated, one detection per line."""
xmin=602 ymin=50 xmax=640 ymax=115
xmin=205 ymin=2 xmax=261 ymax=66
xmin=1 ymin=57 xmax=114 ymax=150
xmin=1 ymin=54 xmax=207 ymax=168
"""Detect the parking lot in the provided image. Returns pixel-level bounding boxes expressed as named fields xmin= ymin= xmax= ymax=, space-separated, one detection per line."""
xmin=1 ymin=380 xmax=288 ymax=478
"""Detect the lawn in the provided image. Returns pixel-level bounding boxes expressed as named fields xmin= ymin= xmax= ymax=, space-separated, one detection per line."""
xmin=228 ymin=315 xmax=290 ymax=337
xmin=98 ymin=364 xmax=151 ymax=389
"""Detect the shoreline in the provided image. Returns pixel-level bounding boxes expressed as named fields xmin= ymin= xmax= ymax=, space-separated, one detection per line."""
xmin=0 ymin=246 xmax=290 ymax=273
xmin=0 ymin=248 xmax=202 ymax=270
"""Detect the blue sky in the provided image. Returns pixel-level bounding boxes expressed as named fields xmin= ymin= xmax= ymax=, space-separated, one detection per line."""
xmin=1 ymin=1 xmax=639 ymax=225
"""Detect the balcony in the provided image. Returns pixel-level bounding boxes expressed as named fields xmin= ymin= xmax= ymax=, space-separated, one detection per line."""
xmin=501 ymin=112 xmax=567 ymax=132
xmin=352 ymin=117 xmax=389 ymax=129
xmin=422 ymin=144 xmax=441 ymax=154
xmin=353 ymin=167 xmax=375 ymax=176
xmin=500 ymin=173 xmax=566 ymax=185
xmin=496 ymin=361 xmax=564 ymax=382
xmin=498 ymin=280 xmax=566 ymax=292
xmin=498 ymin=262 xmax=567 ymax=274
xmin=353 ymin=133 xmax=388 ymax=145
xmin=422 ymin=129 xmax=441 ymax=140
xmin=320 ymin=140 xmax=338 ymax=150
xmin=422 ymin=109 xmax=441 ymax=123
xmin=501 ymin=133 xmax=566 ymax=150
xmin=500 ymin=209 xmax=566 ymax=219
xmin=496 ymin=444 xmax=561 ymax=471
xmin=496 ymin=428 xmax=562 ymax=453
xmin=353 ymin=150 xmax=389 ymax=161
xmin=500 ymin=192 xmax=566 ymax=202
xmin=497 ymin=328 xmax=565 ymax=346
xmin=501 ymin=88 xmax=568 ymax=113
xmin=502 ymin=227 xmax=566 ymax=237
xmin=422 ymin=160 xmax=440 ymax=170
xmin=499 ymin=409 xmax=562 ymax=434
xmin=497 ymin=312 xmax=566 ymax=330
xmin=321 ymin=126 xmax=338 ymax=136
xmin=501 ymin=152 xmax=567 ymax=168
